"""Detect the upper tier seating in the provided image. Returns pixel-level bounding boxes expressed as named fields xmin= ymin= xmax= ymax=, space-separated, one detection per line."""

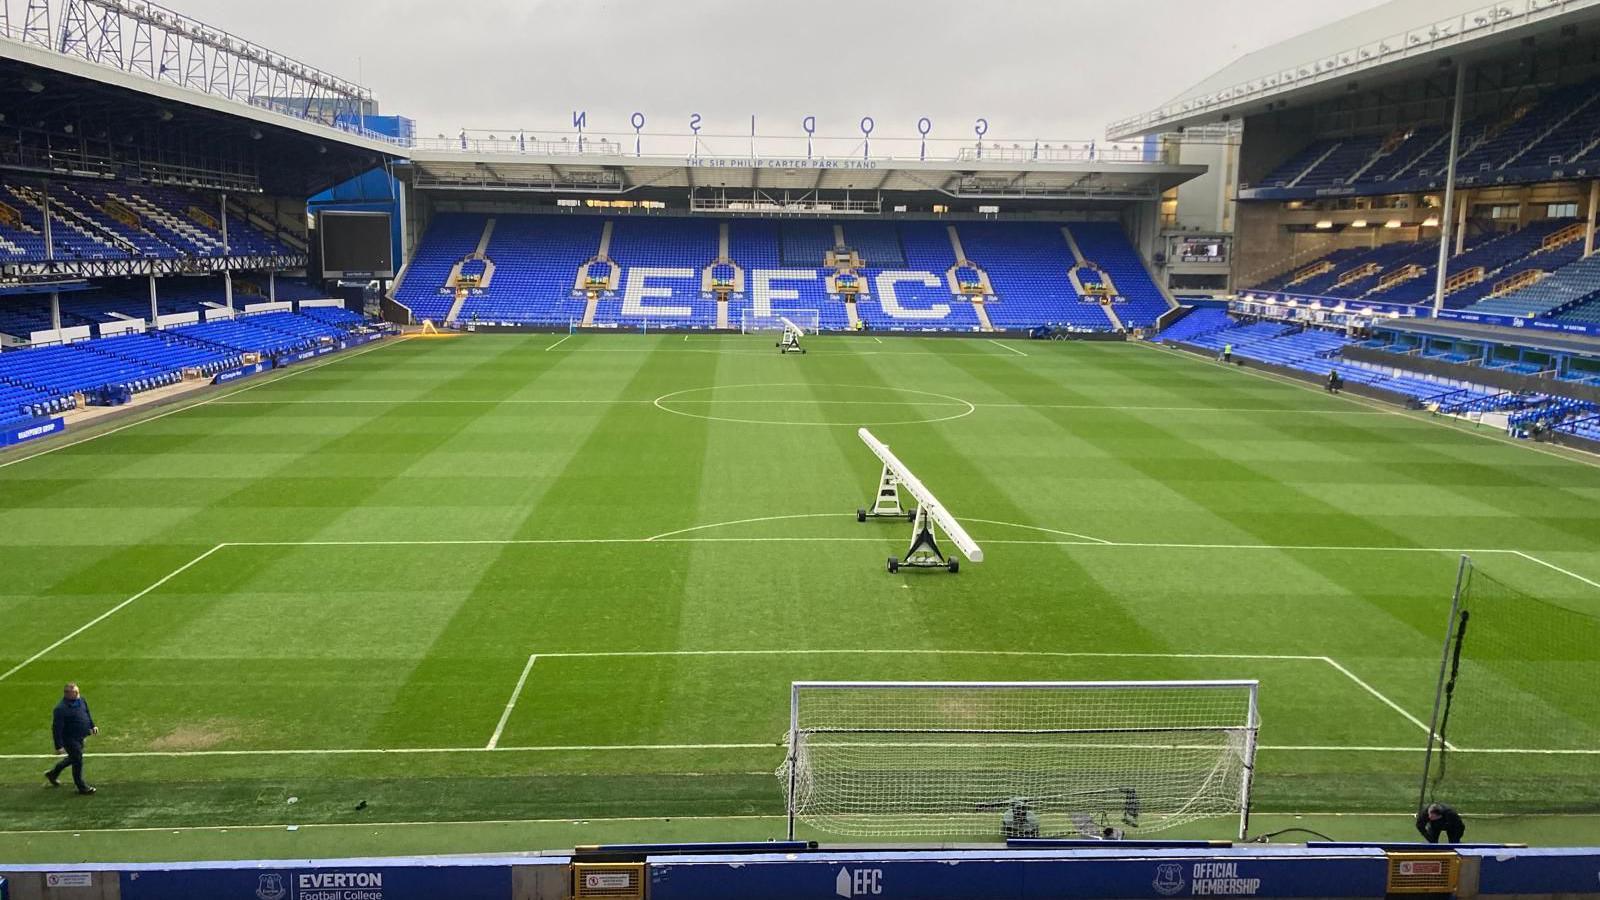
xmin=1466 ymin=252 xmax=1600 ymax=317
xmin=1250 ymin=75 xmax=1600 ymax=196
xmin=0 ymin=179 xmax=296 ymax=263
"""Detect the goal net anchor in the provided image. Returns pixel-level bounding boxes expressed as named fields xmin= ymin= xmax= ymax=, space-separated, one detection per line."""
xmin=855 ymin=428 xmax=982 ymax=575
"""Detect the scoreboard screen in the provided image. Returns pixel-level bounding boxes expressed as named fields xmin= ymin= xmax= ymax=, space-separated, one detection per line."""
xmin=320 ymin=211 xmax=394 ymax=279
xmin=1176 ymin=237 xmax=1229 ymax=263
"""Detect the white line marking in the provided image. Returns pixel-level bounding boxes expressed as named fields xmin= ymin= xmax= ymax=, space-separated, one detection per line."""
xmin=0 ymin=544 xmax=227 ymax=683
xmin=988 ymin=339 xmax=1028 ymax=357
xmin=652 ymin=382 xmax=977 ymax=427
xmin=1 ymin=741 xmax=1589 ymax=762
xmin=217 ymin=535 xmax=1523 ymax=556
xmin=0 ymin=336 xmax=408 ymax=471
xmin=873 ymin=336 xmax=883 ymax=344
xmin=545 ymin=333 xmax=573 ymax=352
xmin=1317 ymin=656 xmax=1448 ymax=747
xmin=527 ymin=648 xmax=1323 ymax=660
xmin=967 ymin=518 xmax=1113 ymax=545
xmin=647 ymin=513 xmax=842 ymax=541
xmin=1513 ymin=551 xmax=1600 ymax=593
xmin=201 ymin=398 xmax=1389 ymax=416
xmin=486 ymin=655 xmax=538 ymax=749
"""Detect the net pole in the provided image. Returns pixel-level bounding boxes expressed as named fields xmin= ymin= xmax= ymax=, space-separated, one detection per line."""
xmin=1417 ymin=553 xmax=1470 ymax=813
xmin=1237 ymin=682 xmax=1260 ymax=840
xmin=787 ymin=682 xmax=801 ymax=840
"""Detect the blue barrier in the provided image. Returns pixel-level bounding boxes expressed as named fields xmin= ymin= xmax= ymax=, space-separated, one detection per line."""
xmin=119 ymin=859 xmax=516 ymax=900
xmin=0 ymin=416 xmax=65 ymax=447
xmin=6 ymin=844 xmax=1600 ymax=898
xmin=647 ymin=848 xmax=1391 ymax=900
xmin=1465 ymin=847 xmax=1600 ymax=895
xmin=0 ymin=856 xmax=567 ymax=900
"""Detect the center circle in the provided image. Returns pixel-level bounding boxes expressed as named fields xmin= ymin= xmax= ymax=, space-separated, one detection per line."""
xmin=652 ymin=383 xmax=977 ymax=426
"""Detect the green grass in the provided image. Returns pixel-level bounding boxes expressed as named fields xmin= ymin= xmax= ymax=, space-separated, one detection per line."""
xmin=1 ymin=331 xmax=1598 ymax=862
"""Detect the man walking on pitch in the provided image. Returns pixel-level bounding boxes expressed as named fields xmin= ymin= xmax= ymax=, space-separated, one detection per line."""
xmin=46 ymin=682 xmax=98 ymax=794
xmin=1416 ymin=802 xmax=1464 ymax=843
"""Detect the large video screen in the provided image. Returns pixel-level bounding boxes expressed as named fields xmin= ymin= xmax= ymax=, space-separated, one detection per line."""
xmin=1176 ymin=237 xmax=1229 ymax=264
xmin=320 ymin=211 xmax=394 ymax=279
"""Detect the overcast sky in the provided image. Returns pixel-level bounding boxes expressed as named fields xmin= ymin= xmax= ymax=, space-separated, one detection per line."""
xmin=183 ymin=0 xmax=1388 ymax=144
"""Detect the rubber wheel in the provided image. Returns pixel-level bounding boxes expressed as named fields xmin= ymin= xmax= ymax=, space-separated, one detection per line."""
xmin=801 ymin=349 xmax=807 ymax=354
xmin=948 ymin=559 xmax=960 ymax=574
xmin=857 ymin=509 xmax=867 ymax=522
xmin=907 ymin=510 xmax=917 ymax=522
xmin=887 ymin=558 xmax=900 ymax=573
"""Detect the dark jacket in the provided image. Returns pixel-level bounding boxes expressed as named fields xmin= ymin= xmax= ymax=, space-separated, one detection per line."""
xmin=52 ymin=697 xmax=95 ymax=748
xmin=1416 ymin=804 xmax=1465 ymax=842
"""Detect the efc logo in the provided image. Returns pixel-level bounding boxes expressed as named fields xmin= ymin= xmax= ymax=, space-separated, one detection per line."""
xmin=1153 ymin=863 xmax=1187 ymax=896
xmin=835 ymin=867 xmax=883 ymax=897
xmin=255 ymin=874 xmax=287 ymax=900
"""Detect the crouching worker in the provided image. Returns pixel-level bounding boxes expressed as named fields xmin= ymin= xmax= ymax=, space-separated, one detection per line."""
xmin=1416 ymin=802 xmax=1465 ymax=843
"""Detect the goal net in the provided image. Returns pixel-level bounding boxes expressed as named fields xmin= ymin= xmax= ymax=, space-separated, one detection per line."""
xmin=741 ymin=310 xmax=820 ymax=334
xmin=1419 ymin=556 xmax=1600 ymax=815
xmin=779 ymin=680 xmax=1259 ymax=840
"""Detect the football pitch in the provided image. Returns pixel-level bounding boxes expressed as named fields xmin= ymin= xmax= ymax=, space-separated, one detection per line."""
xmin=1 ymin=332 xmax=1598 ymax=862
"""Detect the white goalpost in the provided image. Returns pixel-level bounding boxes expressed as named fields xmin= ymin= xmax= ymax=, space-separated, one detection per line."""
xmin=741 ymin=310 xmax=820 ymax=343
xmin=780 ymin=680 xmax=1260 ymax=841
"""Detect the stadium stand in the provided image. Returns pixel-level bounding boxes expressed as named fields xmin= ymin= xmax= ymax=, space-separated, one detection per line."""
xmin=0 ymin=276 xmax=334 ymax=338
xmin=1067 ymin=221 xmax=1174 ymax=326
xmin=1249 ymin=218 xmax=1596 ymax=313
xmin=0 ymin=180 xmax=296 ymax=262
xmin=1249 ymin=74 xmax=1600 ymax=194
xmin=1466 ymin=252 xmax=1600 ymax=317
xmin=1154 ymin=315 xmax=1515 ymax=407
xmin=396 ymin=215 xmax=1170 ymax=331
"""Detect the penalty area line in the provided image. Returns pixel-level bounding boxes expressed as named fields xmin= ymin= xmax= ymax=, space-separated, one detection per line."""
xmin=486 ymin=655 xmax=538 ymax=749
xmin=0 ymin=543 xmax=228 ymax=684
xmin=1318 ymin=656 xmax=1450 ymax=749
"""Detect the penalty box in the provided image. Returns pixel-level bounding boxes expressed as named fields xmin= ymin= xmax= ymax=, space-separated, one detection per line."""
xmin=0 ymin=539 xmax=1474 ymax=757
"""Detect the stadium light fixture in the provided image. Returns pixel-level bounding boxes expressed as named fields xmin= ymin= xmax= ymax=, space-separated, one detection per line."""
xmin=1351 ymin=219 xmax=1368 ymax=228
xmin=1422 ymin=217 xmax=1440 ymax=227
xmin=1315 ymin=220 xmax=1334 ymax=229
xmin=1385 ymin=220 xmax=1403 ymax=229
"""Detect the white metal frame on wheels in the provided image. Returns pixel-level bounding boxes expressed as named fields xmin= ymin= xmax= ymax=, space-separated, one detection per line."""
xmin=856 ymin=427 xmax=982 ymax=573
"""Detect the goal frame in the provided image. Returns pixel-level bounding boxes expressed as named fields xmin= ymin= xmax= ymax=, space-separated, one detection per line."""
xmin=784 ymin=679 xmax=1261 ymax=841
xmin=740 ymin=309 xmax=821 ymax=335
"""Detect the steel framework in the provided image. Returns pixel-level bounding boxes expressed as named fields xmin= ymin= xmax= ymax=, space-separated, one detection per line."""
xmin=3 ymin=0 xmax=389 ymax=138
